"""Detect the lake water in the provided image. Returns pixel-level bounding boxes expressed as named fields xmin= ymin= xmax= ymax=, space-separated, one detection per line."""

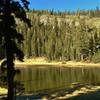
xmin=15 ymin=65 xmax=100 ymax=94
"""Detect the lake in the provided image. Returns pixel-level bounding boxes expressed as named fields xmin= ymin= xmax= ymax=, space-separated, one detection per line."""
xmin=15 ymin=65 xmax=100 ymax=95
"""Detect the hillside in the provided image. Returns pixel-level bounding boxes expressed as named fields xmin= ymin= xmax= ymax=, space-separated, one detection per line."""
xmin=1 ymin=10 xmax=100 ymax=63
xmin=27 ymin=10 xmax=100 ymax=28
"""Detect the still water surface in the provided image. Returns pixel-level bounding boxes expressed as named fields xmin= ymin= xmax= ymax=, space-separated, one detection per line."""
xmin=15 ymin=65 xmax=100 ymax=94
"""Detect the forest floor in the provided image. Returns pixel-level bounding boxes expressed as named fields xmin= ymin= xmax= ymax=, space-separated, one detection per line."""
xmin=12 ymin=57 xmax=100 ymax=68
xmin=1 ymin=84 xmax=100 ymax=100
xmin=0 ymin=87 xmax=7 ymax=99
xmin=41 ymin=83 xmax=100 ymax=100
xmin=15 ymin=84 xmax=100 ymax=100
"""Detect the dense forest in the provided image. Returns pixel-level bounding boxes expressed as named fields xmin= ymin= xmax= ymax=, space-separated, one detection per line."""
xmin=1 ymin=8 xmax=100 ymax=62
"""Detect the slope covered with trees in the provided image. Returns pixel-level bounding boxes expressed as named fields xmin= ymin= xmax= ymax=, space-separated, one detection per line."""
xmin=1 ymin=9 xmax=100 ymax=63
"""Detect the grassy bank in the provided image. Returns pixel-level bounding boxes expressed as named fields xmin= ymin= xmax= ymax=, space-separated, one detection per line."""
xmin=0 ymin=57 xmax=100 ymax=68
xmin=13 ymin=57 xmax=100 ymax=68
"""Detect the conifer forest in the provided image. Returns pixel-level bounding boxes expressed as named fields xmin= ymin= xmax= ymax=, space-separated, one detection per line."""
xmin=7 ymin=9 xmax=100 ymax=63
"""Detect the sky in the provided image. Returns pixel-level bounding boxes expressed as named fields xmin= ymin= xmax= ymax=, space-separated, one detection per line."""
xmin=29 ymin=0 xmax=100 ymax=12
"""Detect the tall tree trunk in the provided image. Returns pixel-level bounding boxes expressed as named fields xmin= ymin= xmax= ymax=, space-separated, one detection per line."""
xmin=7 ymin=61 xmax=15 ymax=100
xmin=5 ymin=37 xmax=15 ymax=100
xmin=3 ymin=1 xmax=15 ymax=99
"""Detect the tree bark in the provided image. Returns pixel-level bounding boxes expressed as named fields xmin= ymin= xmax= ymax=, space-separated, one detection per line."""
xmin=3 ymin=1 xmax=15 ymax=99
xmin=5 ymin=37 xmax=15 ymax=100
xmin=7 ymin=61 xmax=15 ymax=100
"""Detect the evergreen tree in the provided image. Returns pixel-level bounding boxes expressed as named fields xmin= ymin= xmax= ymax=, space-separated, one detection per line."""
xmin=0 ymin=0 xmax=31 ymax=99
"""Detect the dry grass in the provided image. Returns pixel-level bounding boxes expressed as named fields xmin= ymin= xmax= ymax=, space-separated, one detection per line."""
xmin=14 ymin=57 xmax=100 ymax=68
xmin=54 ymin=85 xmax=100 ymax=100
xmin=0 ymin=87 xmax=7 ymax=95
xmin=0 ymin=57 xmax=100 ymax=68
xmin=41 ymin=85 xmax=100 ymax=100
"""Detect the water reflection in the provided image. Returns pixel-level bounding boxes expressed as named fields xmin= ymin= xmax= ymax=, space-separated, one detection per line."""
xmin=15 ymin=66 xmax=100 ymax=93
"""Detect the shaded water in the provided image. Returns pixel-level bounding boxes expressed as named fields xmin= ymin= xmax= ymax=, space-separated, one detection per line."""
xmin=15 ymin=66 xmax=100 ymax=94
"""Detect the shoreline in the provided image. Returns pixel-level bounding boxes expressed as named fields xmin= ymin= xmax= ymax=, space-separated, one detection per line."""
xmin=14 ymin=57 xmax=100 ymax=68
xmin=1 ymin=84 xmax=100 ymax=99
xmin=1 ymin=57 xmax=100 ymax=68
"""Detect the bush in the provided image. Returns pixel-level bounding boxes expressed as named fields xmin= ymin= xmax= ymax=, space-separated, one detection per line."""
xmin=92 ymin=51 xmax=100 ymax=63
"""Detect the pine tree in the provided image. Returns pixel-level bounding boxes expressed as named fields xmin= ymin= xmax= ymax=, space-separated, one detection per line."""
xmin=0 ymin=0 xmax=31 ymax=99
